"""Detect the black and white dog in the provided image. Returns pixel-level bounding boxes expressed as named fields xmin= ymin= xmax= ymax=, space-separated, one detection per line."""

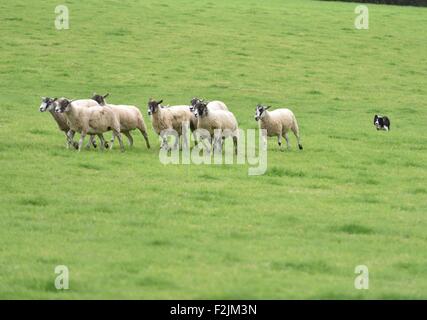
xmin=374 ymin=115 xmax=390 ymax=131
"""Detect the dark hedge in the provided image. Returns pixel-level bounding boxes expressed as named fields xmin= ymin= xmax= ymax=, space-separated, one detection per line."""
xmin=321 ymin=0 xmax=427 ymax=6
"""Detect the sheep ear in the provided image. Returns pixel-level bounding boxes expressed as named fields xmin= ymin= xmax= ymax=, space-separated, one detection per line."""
xmin=158 ymin=100 xmax=163 ymax=105
xmin=265 ymin=106 xmax=271 ymax=110
xmin=103 ymin=93 xmax=109 ymax=98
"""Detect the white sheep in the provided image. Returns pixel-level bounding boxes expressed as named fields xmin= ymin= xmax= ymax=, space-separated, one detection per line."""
xmin=190 ymin=98 xmax=229 ymax=147
xmin=254 ymin=104 xmax=303 ymax=150
xmin=189 ymin=97 xmax=228 ymax=113
xmin=147 ymin=98 xmax=197 ymax=150
xmin=194 ymin=100 xmax=238 ymax=154
xmin=91 ymin=93 xmax=150 ymax=149
xmin=54 ymin=98 xmax=124 ymax=151
xmin=39 ymin=97 xmax=99 ymax=149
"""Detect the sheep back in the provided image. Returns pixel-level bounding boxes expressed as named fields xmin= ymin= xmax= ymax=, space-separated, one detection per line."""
xmin=198 ymin=110 xmax=238 ymax=136
xmin=158 ymin=105 xmax=196 ymax=134
xmin=207 ymin=101 xmax=228 ymax=111
xmin=260 ymin=108 xmax=297 ymax=136
xmin=107 ymin=104 xmax=145 ymax=132
xmin=66 ymin=103 xmax=119 ymax=134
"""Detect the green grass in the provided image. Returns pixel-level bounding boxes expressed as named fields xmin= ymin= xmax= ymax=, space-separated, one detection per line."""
xmin=0 ymin=0 xmax=426 ymax=299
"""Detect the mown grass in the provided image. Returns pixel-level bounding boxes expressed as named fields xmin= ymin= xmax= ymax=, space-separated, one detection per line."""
xmin=0 ymin=0 xmax=426 ymax=299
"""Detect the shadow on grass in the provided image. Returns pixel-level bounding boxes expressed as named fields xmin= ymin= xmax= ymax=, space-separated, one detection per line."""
xmin=271 ymin=260 xmax=333 ymax=274
xmin=266 ymin=166 xmax=306 ymax=178
xmin=19 ymin=197 xmax=48 ymax=207
xmin=332 ymin=223 xmax=375 ymax=235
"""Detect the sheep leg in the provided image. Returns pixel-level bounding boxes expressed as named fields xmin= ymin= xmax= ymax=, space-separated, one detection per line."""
xmin=90 ymin=135 xmax=98 ymax=149
xmin=138 ymin=128 xmax=151 ymax=149
xmin=172 ymin=134 xmax=179 ymax=150
xmin=212 ymin=136 xmax=219 ymax=154
xmin=102 ymin=135 xmax=109 ymax=149
xmin=160 ymin=134 xmax=169 ymax=150
xmin=206 ymin=135 xmax=214 ymax=155
xmin=233 ymin=136 xmax=238 ymax=155
xmin=113 ymin=130 xmax=125 ymax=152
xmin=109 ymin=134 xmax=115 ymax=150
xmin=67 ymin=130 xmax=78 ymax=150
xmin=284 ymin=132 xmax=290 ymax=150
xmin=291 ymin=126 xmax=302 ymax=150
xmin=78 ymin=131 xmax=87 ymax=152
xmin=110 ymin=135 xmax=115 ymax=149
xmin=123 ymin=131 xmax=133 ymax=147
xmin=97 ymin=134 xmax=106 ymax=151
xmin=218 ymin=137 xmax=224 ymax=153
xmin=291 ymin=127 xmax=303 ymax=150
xmin=192 ymin=131 xmax=198 ymax=147
xmin=86 ymin=135 xmax=96 ymax=149
xmin=65 ymin=131 xmax=71 ymax=149
xmin=277 ymin=134 xmax=283 ymax=149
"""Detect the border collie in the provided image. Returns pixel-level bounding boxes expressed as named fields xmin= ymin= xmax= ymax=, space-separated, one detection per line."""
xmin=374 ymin=115 xmax=390 ymax=131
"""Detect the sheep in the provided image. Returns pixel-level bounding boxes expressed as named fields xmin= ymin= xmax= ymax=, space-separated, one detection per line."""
xmin=91 ymin=93 xmax=150 ymax=149
xmin=54 ymin=98 xmax=124 ymax=152
xmin=39 ymin=97 xmax=99 ymax=149
xmin=194 ymin=100 xmax=238 ymax=154
xmin=254 ymin=104 xmax=303 ymax=150
xmin=147 ymin=98 xmax=197 ymax=150
xmin=190 ymin=98 xmax=229 ymax=147
xmin=189 ymin=97 xmax=228 ymax=113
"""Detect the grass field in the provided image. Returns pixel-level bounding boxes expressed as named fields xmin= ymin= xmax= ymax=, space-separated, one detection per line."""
xmin=0 ymin=0 xmax=426 ymax=299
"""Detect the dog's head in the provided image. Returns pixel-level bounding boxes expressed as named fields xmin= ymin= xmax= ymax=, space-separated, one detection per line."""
xmin=374 ymin=114 xmax=383 ymax=129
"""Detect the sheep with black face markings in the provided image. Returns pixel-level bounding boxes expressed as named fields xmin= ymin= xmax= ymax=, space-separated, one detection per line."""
xmin=189 ymin=97 xmax=228 ymax=113
xmin=254 ymin=104 xmax=303 ymax=150
xmin=54 ymin=98 xmax=124 ymax=152
xmin=39 ymin=97 xmax=100 ymax=149
xmin=194 ymin=100 xmax=238 ymax=154
xmin=91 ymin=93 xmax=150 ymax=149
xmin=147 ymin=98 xmax=197 ymax=150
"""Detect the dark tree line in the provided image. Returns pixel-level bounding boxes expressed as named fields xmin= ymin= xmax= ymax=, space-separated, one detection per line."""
xmin=322 ymin=0 xmax=427 ymax=7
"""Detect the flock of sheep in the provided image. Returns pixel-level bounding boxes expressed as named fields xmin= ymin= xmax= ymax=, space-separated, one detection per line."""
xmin=39 ymin=94 xmax=303 ymax=152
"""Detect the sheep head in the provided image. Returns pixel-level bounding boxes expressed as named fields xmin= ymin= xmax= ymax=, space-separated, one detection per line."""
xmin=147 ymin=98 xmax=163 ymax=116
xmin=255 ymin=104 xmax=270 ymax=121
xmin=189 ymin=97 xmax=202 ymax=113
xmin=39 ymin=97 xmax=57 ymax=112
xmin=54 ymin=98 xmax=73 ymax=113
xmin=91 ymin=93 xmax=109 ymax=105
xmin=194 ymin=100 xmax=208 ymax=118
